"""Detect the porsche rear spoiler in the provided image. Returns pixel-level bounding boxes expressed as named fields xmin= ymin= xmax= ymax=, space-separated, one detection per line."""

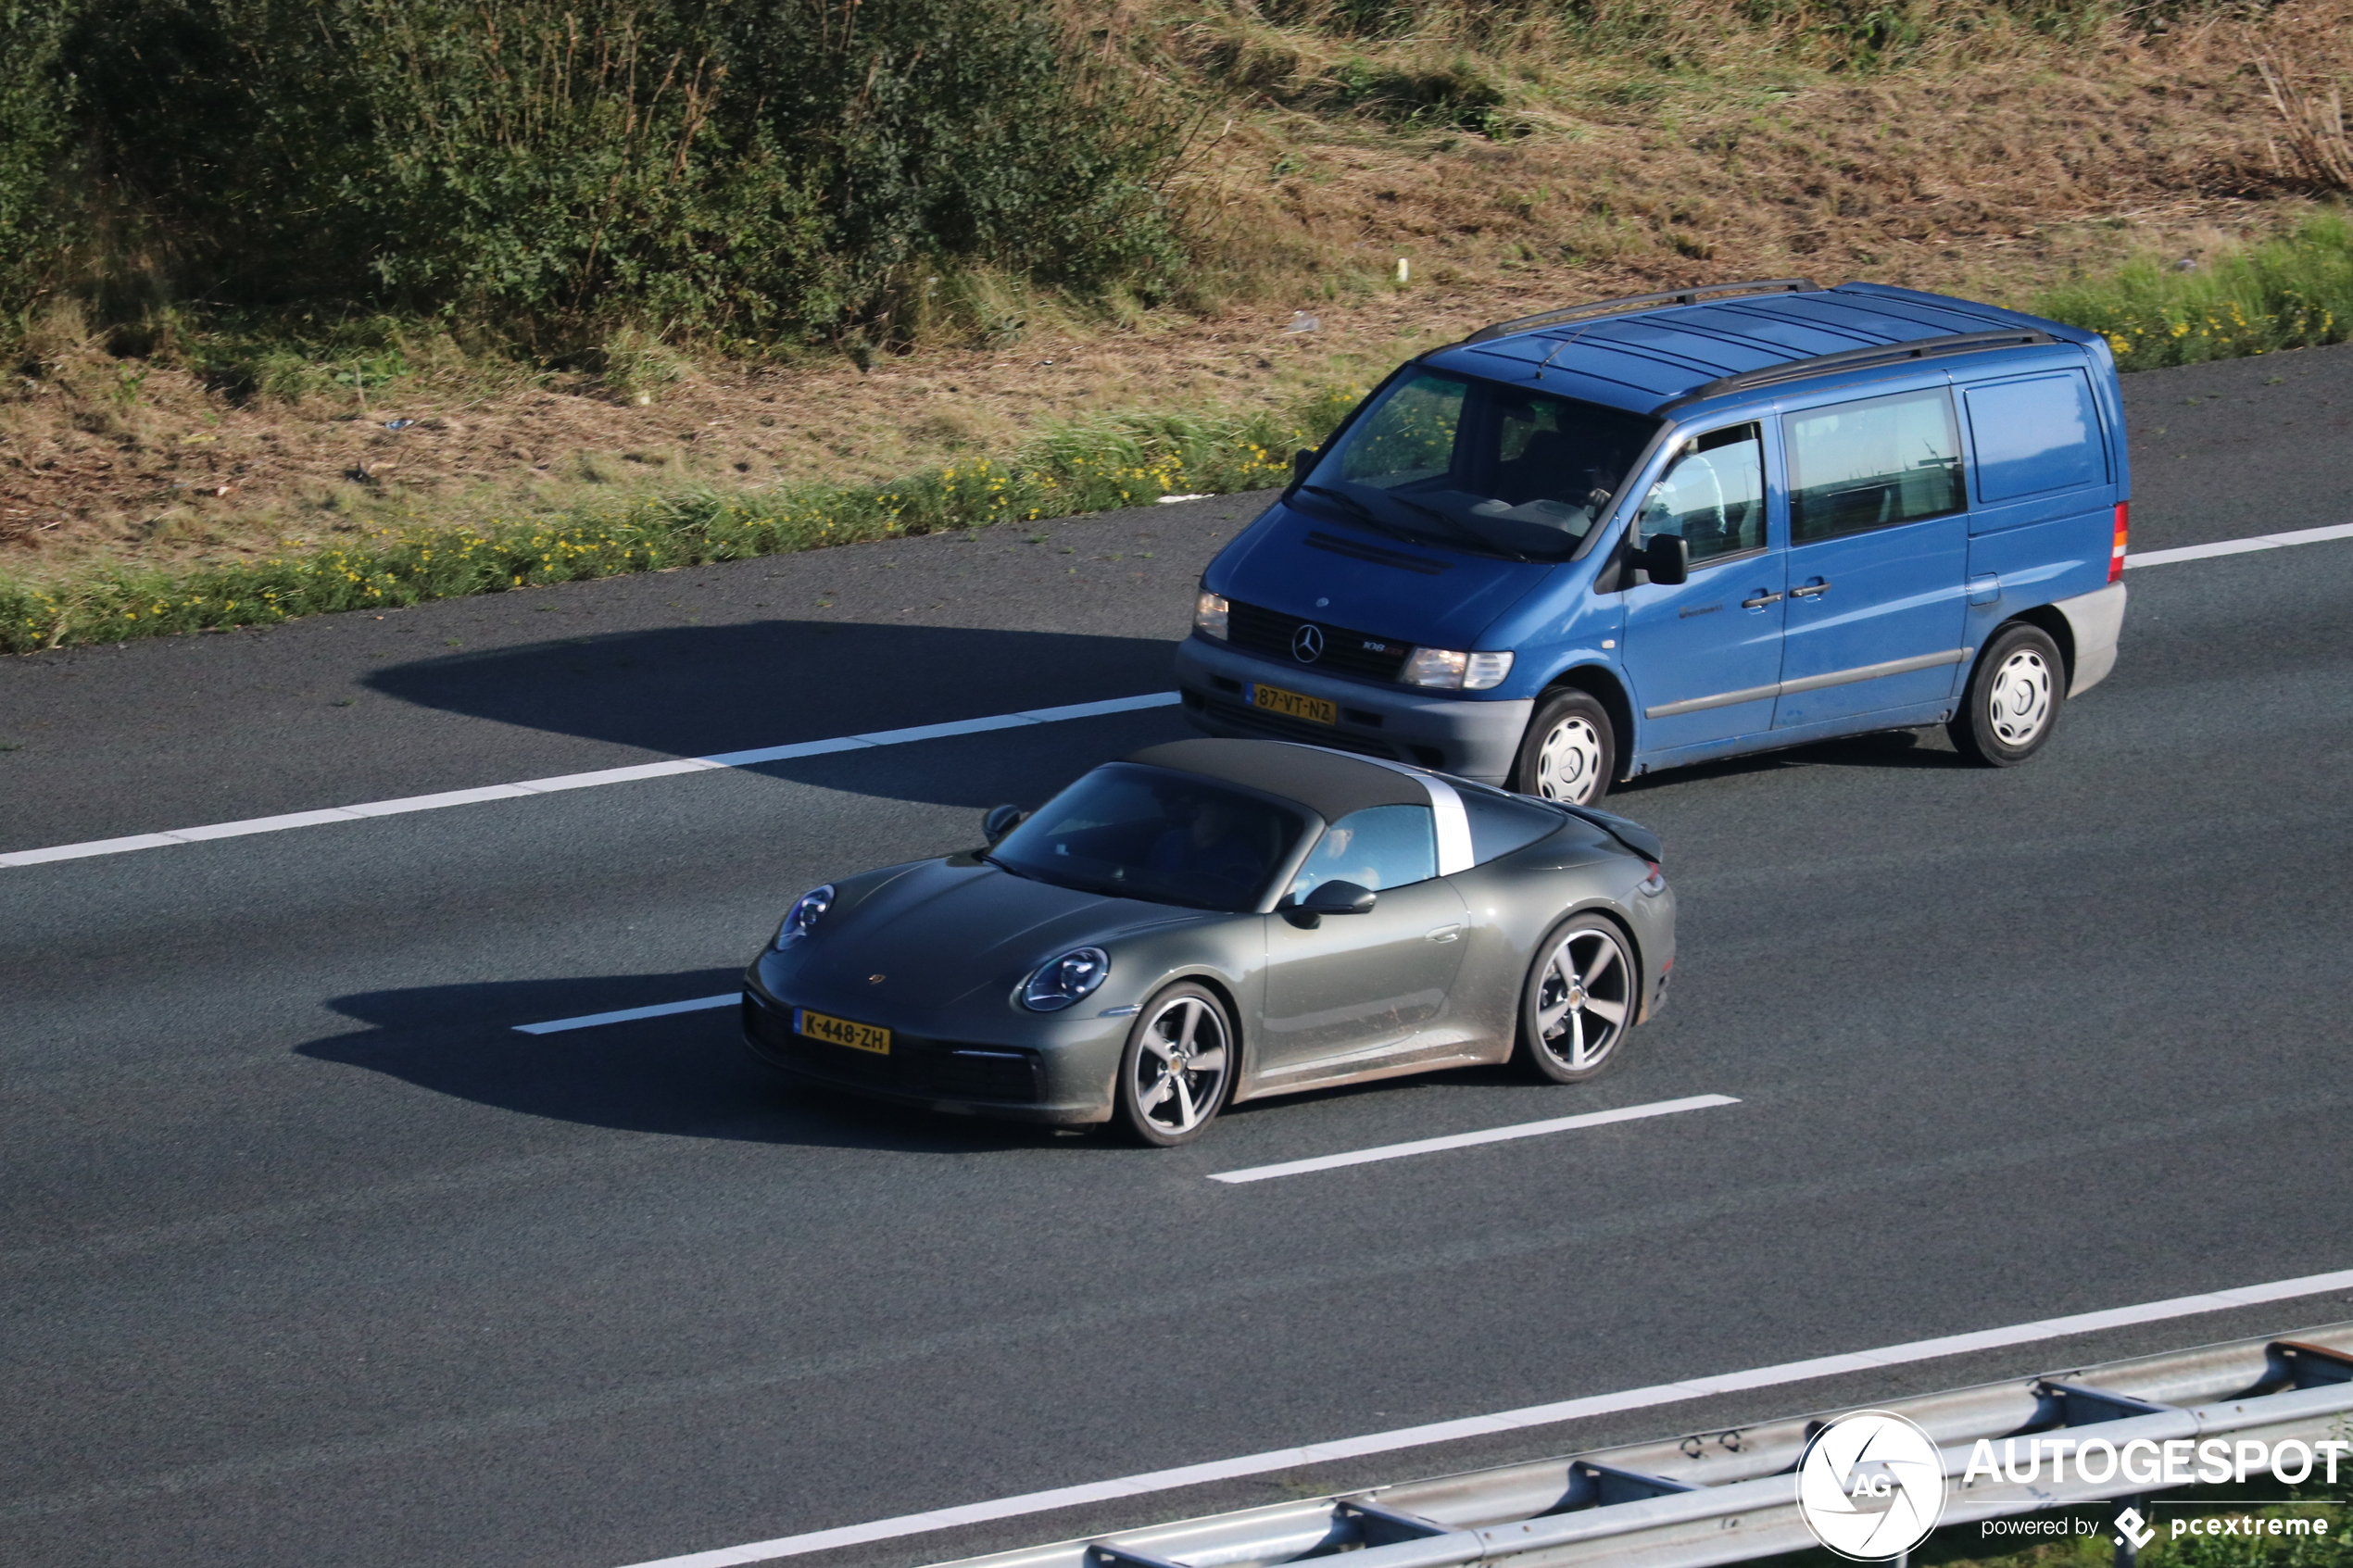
xmin=1559 ymin=803 xmax=1663 ymax=865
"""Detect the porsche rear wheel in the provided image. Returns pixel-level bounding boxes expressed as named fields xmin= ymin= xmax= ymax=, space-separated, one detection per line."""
xmin=1516 ymin=915 xmax=1637 ymax=1084
xmin=1114 ymin=984 xmax=1235 ymax=1147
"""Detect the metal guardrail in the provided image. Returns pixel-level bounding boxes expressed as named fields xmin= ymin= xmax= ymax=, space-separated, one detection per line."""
xmin=927 ymin=1325 xmax=2353 ymax=1568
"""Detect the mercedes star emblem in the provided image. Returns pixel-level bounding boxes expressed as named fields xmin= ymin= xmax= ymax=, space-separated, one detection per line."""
xmin=1290 ymin=623 xmax=1325 ymax=663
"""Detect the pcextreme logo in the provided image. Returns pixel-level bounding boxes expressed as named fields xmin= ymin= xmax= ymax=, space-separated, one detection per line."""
xmin=1796 ymin=1411 xmax=1948 ymax=1561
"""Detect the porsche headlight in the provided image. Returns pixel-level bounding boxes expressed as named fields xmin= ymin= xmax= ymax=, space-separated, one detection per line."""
xmin=773 ymin=884 xmax=836 ymax=949
xmin=1023 ymin=947 xmax=1110 ymax=1011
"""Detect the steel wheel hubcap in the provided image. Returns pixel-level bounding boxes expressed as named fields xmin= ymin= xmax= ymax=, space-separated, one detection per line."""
xmin=1987 ymin=649 xmax=2053 ymax=746
xmin=1535 ymin=929 xmax=1631 ymax=1072
xmin=1534 ymin=716 xmax=1604 ymax=804
xmin=1132 ymin=997 xmax=1229 ymax=1135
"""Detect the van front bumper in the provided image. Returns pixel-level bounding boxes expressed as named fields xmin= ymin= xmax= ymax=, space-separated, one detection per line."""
xmin=1173 ymin=635 xmax=1533 ymax=784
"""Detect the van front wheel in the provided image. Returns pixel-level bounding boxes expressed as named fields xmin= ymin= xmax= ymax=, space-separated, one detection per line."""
xmin=1511 ymin=690 xmax=1617 ymax=806
xmin=1949 ymin=622 xmax=2065 ymax=766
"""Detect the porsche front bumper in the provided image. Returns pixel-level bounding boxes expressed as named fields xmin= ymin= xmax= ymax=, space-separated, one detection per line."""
xmin=739 ymin=969 xmax=1126 ymax=1125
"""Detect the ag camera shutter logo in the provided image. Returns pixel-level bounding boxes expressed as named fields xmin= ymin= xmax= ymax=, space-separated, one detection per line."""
xmin=1796 ymin=1411 xmax=1947 ymax=1561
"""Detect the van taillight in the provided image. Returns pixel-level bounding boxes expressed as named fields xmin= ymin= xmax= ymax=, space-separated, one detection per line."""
xmin=2109 ymin=501 xmax=2130 ymax=583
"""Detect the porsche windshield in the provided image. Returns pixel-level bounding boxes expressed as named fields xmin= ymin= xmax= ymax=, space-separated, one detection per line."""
xmin=988 ymin=765 xmax=1307 ymax=912
xmin=1298 ymin=370 xmax=1660 ymax=560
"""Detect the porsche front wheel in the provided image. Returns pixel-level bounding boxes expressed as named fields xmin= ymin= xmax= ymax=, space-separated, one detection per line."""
xmin=1516 ymin=915 xmax=1637 ymax=1084
xmin=1114 ymin=984 xmax=1235 ymax=1147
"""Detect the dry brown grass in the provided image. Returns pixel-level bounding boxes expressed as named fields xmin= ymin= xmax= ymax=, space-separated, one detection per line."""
xmin=6 ymin=0 xmax=2350 ymax=585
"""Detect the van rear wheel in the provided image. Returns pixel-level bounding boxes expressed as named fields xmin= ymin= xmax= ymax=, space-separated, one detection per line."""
xmin=1949 ymin=622 xmax=2065 ymax=766
xmin=1511 ymin=690 xmax=1616 ymax=806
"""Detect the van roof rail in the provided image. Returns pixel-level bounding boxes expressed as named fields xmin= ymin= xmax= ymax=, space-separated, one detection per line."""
xmin=1659 ymin=328 xmax=2057 ymax=412
xmin=1461 ymin=279 xmax=1820 ymax=344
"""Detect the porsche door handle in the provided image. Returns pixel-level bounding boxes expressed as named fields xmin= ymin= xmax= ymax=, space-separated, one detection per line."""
xmin=1424 ymin=924 xmax=1463 ymax=943
xmin=1742 ymin=591 xmax=1783 ymax=608
xmin=1789 ymin=581 xmax=1832 ymax=598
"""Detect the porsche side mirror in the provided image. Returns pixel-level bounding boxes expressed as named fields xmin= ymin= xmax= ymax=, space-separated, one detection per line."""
xmin=982 ymin=804 xmax=1026 ymax=843
xmin=1303 ymin=880 xmax=1376 ymax=915
xmin=1292 ymin=448 xmax=1317 ymax=486
xmin=1639 ymin=533 xmax=1689 ymax=586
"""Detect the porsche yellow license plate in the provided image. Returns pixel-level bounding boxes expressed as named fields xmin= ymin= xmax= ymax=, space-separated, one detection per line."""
xmin=1251 ymin=684 xmax=1337 ymax=725
xmin=796 ymin=1009 xmax=891 ymax=1056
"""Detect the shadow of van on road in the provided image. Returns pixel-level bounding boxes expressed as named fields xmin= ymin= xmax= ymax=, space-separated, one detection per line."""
xmin=361 ymin=620 xmax=1186 ymax=807
xmin=301 ymin=970 xmax=1084 ymax=1154
xmin=1613 ymin=727 xmax=1969 ymax=799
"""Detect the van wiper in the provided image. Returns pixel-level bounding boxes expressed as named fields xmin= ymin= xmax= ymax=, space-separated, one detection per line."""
xmin=1301 ymin=483 xmax=1526 ymax=562
xmin=1385 ymin=492 xmax=1533 ymax=562
xmin=1297 ymin=484 xmax=1424 ymax=547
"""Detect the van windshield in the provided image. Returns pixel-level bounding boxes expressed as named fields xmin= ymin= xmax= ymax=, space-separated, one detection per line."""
xmin=1297 ymin=370 xmax=1660 ymax=561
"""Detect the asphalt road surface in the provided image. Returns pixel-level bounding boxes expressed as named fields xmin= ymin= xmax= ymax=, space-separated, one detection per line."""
xmin=4 ymin=343 xmax=2349 ymax=1568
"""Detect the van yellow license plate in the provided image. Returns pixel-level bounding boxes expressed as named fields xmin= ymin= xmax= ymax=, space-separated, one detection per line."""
xmin=795 ymin=1009 xmax=891 ymax=1056
xmin=1251 ymin=684 xmax=1337 ymax=725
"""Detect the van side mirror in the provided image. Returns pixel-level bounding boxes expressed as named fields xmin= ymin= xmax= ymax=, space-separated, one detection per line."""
xmin=1292 ymin=449 xmax=1318 ymax=486
xmin=1639 ymin=533 xmax=1690 ymax=586
xmin=982 ymin=804 xmax=1026 ymax=843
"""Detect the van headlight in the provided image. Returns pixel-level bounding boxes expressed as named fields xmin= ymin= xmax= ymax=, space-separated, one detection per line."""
xmin=1194 ymin=591 xmax=1229 ymax=641
xmin=773 ymin=884 xmax=835 ymax=948
xmin=1023 ymin=947 xmax=1110 ymax=1011
xmin=1401 ymin=648 xmax=1514 ymax=690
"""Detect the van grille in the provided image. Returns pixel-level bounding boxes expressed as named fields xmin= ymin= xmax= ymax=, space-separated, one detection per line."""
xmin=1227 ymin=600 xmax=1415 ymax=684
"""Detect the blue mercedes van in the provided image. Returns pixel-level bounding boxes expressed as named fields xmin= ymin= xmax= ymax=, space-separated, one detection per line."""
xmin=1176 ymin=279 xmax=2131 ymax=804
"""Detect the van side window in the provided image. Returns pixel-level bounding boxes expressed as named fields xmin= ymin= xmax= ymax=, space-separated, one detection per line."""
xmin=1638 ymin=422 xmax=1765 ymax=565
xmin=1784 ymin=389 xmax=1965 ymax=545
xmin=1965 ymin=372 xmax=2106 ymax=502
xmin=1288 ymin=804 xmax=1437 ymax=898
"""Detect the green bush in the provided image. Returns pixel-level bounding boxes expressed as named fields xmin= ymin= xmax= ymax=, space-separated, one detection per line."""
xmin=0 ymin=1 xmax=77 ymax=318
xmin=20 ymin=0 xmax=1179 ymax=344
xmin=2035 ymin=214 xmax=2353 ymax=371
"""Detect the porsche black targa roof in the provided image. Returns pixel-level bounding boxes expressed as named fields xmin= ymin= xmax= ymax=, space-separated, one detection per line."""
xmin=1123 ymin=739 xmax=1428 ymax=822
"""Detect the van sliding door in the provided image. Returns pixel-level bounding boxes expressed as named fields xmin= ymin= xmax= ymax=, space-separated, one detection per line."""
xmin=1773 ymin=385 xmax=1971 ymax=732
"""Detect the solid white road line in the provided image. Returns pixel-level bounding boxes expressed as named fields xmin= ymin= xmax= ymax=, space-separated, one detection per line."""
xmin=0 ymin=692 xmax=1182 ymax=870
xmin=612 ymin=1265 xmax=2353 ymax=1568
xmin=2124 ymin=521 xmax=2353 ymax=569
xmin=514 ymin=994 xmax=738 ymax=1035
xmin=10 ymin=520 xmax=2351 ymax=874
xmin=1206 ymin=1094 xmax=1739 ymax=1184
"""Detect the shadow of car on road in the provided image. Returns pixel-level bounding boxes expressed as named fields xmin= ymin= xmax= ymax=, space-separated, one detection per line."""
xmin=360 ymin=619 xmax=1184 ymax=808
xmin=301 ymin=969 xmax=1097 ymax=1154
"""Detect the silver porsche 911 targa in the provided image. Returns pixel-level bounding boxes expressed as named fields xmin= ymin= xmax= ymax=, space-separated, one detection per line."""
xmin=741 ymin=738 xmax=1676 ymax=1145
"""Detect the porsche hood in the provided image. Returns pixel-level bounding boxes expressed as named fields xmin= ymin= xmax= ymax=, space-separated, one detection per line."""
xmin=792 ymin=857 xmax=1204 ymax=1010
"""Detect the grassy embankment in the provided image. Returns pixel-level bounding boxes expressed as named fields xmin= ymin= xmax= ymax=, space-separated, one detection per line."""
xmin=3 ymin=0 xmax=2351 ymax=653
